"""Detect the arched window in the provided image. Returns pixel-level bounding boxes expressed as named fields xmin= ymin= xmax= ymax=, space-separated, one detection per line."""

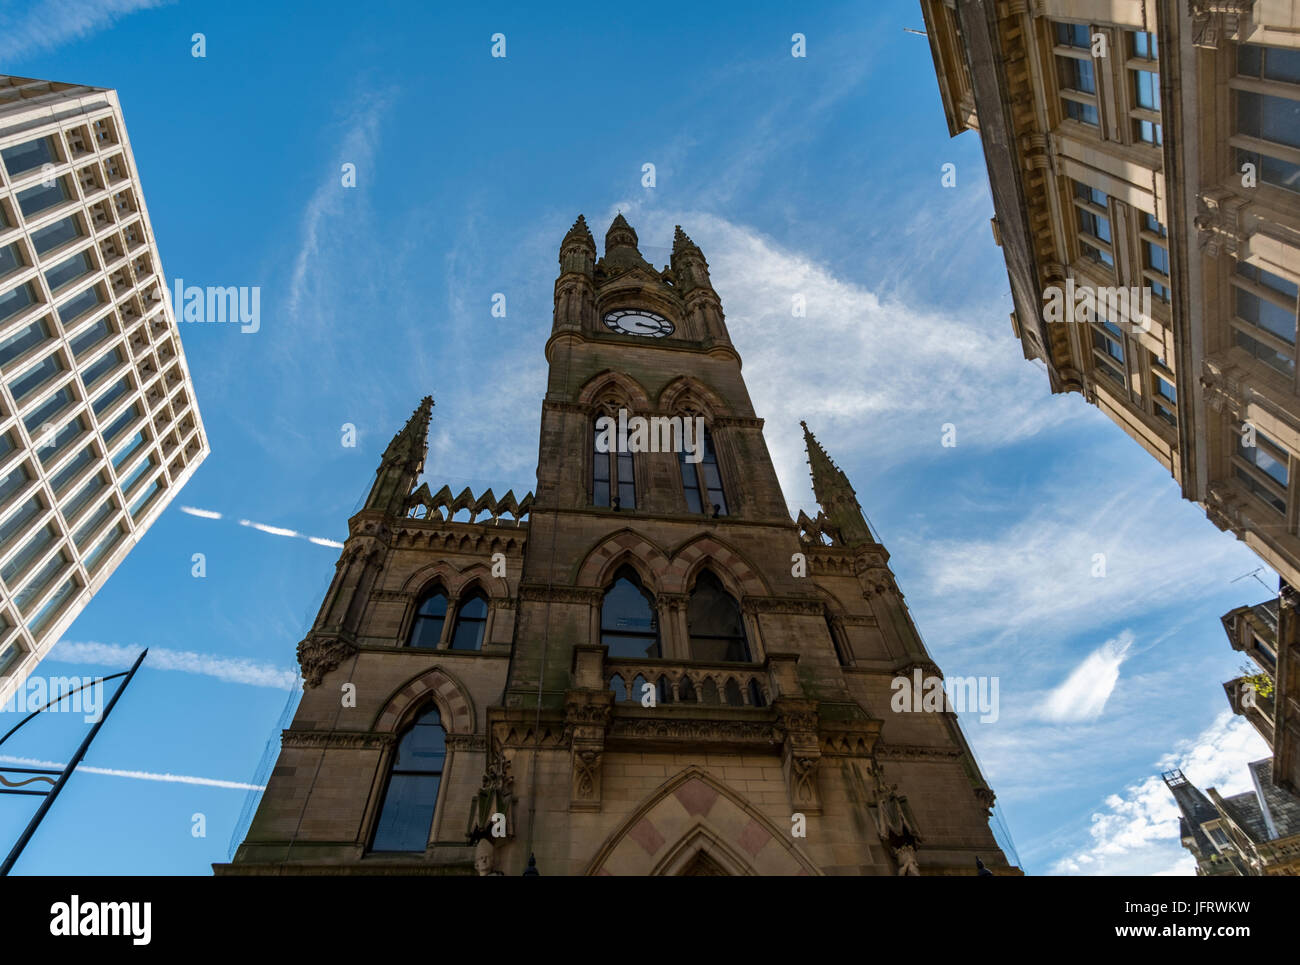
xmin=679 ymin=425 xmax=727 ymax=516
xmin=687 ymin=570 xmax=750 ymax=662
xmin=371 ymin=705 xmax=445 ymax=852
xmin=408 ymin=587 xmax=448 ymax=648
xmin=601 ymin=566 xmax=660 ymax=659
xmin=449 ymin=590 xmax=489 ymax=650
xmin=825 ymin=614 xmax=849 ymax=666
xmin=593 ymin=416 xmax=635 ymax=509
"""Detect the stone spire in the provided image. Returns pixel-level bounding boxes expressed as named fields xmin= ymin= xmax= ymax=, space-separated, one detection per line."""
xmin=670 ymin=224 xmax=714 ymax=294
xmin=364 ymin=395 xmax=434 ymax=516
xmin=599 ymin=212 xmax=655 ymax=276
xmin=559 ymin=214 xmax=596 ymax=277
xmin=801 ymin=421 xmax=873 ymax=546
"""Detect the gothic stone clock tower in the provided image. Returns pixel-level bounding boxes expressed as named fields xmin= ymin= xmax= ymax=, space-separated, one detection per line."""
xmin=217 ymin=214 xmax=1016 ymax=876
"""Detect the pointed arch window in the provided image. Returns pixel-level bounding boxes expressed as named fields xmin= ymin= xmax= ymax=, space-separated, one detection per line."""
xmin=371 ymin=705 xmax=445 ymax=852
xmin=680 ymin=425 xmax=727 ymax=516
xmin=593 ymin=416 xmax=635 ymax=509
xmin=449 ymin=590 xmax=489 ymax=650
xmin=687 ymin=570 xmax=750 ymax=662
xmin=408 ymin=587 xmax=449 ymax=648
xmin=825 ymin=614 xmax=849 ymax=666
xmin=601 ymin=566 xmax=660 ymax=659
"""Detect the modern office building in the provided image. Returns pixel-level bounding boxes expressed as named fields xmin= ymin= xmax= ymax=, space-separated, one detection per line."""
xmin=920 ymin=0 xmax=1300 ymax=789
xmin=217 ymin=215 xmax=1016 ymax=876
xmin=0 ymin=75 xmax=208 ymax=706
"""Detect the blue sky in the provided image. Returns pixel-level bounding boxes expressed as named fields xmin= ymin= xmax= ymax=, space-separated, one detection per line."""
xmin=0 ymin=0 xmax=1274 ymax=875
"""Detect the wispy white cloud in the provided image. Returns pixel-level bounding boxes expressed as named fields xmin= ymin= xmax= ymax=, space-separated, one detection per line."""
xmin=179 ymin=505 xmax=222 ymax=520
xmin=0 ymin=755 xmax=262 ymax=791
xmin=897 ymin=478 xmax=1262 ymax=649
xmin=1051 ymin=713 xmax=1270 ymax=875
xmin=1038 ymin=631 xmax=1133 ymax=723
xmin=0 ymin=0 xmax=172 ymax=63
xmin=177 ymin=504 xmax=343 ymax=549
xmin=49 ymin=640 xmax=299 ymax=690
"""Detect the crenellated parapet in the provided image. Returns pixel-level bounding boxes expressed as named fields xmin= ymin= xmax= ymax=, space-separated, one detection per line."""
xmin=406 ymin=483 xmax=534 ymax=525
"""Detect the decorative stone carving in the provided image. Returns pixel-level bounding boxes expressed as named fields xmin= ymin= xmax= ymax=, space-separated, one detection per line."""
xmin=518 ymin=584 xmax=605 ymax=605
xmin=1190 ymin=1 xmax=1251 ymax=48
xmin=467 ymin=751 xmax=515 ymax=843
xmin=1195 ymin=189 xmax=1247 ymax=258
xmin=566 ymin=689 xmax=614 ymax=810
xmin=280 ymin=730 xmax=396 ymax=750
xmin=296 ymin=633 xmax=357 ymax=688
xmin=867 ymin=764 xmax=923 ymax=875
xmin=774 ymin=697 xmax=822 ymax=813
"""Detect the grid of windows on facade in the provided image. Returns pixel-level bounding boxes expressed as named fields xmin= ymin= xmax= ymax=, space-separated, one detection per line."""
xmin=1235 ymin=427 xmax=1290 ymax=515
xmin=1235 ymin=43 xmax=1300 ymax=194
xmin=0 ymin=118 xmax=206 ymax=659
xmin=406 ymin=585 xmax=488 ymax=650
xmin=1142 ymin=214 xmax=1171 ymax=303
xmin=1232 ymin=261 xmax=1299 ymax=377
xmin=1055 ymin=22 xmax=1099 ymax=126
xmin=370 ymin=705 xmax=445 ymax=852
xmin=1073 ymin=182 xmax=1114 ymax=268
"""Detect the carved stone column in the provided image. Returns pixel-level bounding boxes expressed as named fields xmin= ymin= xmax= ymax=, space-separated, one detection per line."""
xmin=774 ymin=696 xmax=822 ymax=814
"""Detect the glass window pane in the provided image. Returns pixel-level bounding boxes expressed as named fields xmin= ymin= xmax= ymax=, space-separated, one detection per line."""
xmin=0 ymin=281 xmax=35 ymax=323
xmin=44 ymin=250 xmax=92 ymax=292
xmin=0 ymin=316 xmax=51 ymax=368
xmin=1 ymin=137 xmax=57 ymax=177
xmin=30 ymin=216 xmax=80 ymax=256
xmin=16 ymin=178 xmax=70 ymax=218
xmin=0 ymin=242 xmax=22 ymax=279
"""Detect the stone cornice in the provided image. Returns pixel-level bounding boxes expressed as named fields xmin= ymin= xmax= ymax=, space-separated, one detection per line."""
xmin=280 ymin=730 xmax=396 ymax=751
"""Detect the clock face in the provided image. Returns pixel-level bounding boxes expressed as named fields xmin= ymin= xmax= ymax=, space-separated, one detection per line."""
xmin=603 ymin=309 xmax=675 ymax=338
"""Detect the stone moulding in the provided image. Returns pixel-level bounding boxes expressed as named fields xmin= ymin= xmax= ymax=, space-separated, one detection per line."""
xmin=280 ymin=730 xmax=396 ymax=750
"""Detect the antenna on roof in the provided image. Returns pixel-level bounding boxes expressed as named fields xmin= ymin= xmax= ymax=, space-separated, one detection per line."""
xmin=1230 ymin=567 xmax=1274 ymax=594
xmin=903 ymin=28 xmax=928 ymax=36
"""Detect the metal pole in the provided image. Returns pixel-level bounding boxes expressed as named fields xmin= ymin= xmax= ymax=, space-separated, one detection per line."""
xmin=1 ymin=648 xmax=147 ymax=876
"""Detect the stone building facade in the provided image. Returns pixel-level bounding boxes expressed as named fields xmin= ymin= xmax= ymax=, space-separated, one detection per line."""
xmin=216 ymin=215 xmax=1015 ymax=876
xmin=919 ymin=0 xmax=1300 ymax=791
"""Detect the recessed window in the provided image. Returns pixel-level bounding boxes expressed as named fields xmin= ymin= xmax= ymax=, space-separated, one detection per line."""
xmin=43 ymin=250 xmax=93 ymax=292
xmin=0 ymin=281 xmax=36 ymax=324
xmin=1232 ymin=262 xmax=1298 ymax=350
xmin=407 ymin=588 xmax=448 ymax=648
xmin=0 ymin=495 xmax=40 ymax=546
xmin=30 ymin=216 xmax=81 ymax=256
xmin=679 ymin=425 xmax=728 ymax=516
xmin=69 ymin=316 xmax=113 ymax=358
xmin=0 ymin=242 xmax=23 ymax=280
xmin=16 ymin=177 xmax=71 ymax=218
xmin=449 ymin=590 xmax=488 ymax=651
xmin=687 ymin=571 xmax=750 ymax=663
xmin=22 ymin=385 xmax=76 ymax=436
xmin=0 ymin=316 xmax=50 ymax=367
xmin=8 ymin=352 xmax=65 ymax=403
xmin=1 ymin=136 xmax=58 ymax=178
xmin=592 ymin=416 xmax=635 ymax=509
xmin=370 ymin=706 xmax=445 ymax=852
xmin=56 ymin=284 xmax=102 ymax=326
xmin=601 ymin=566 xmax=660 ymax=659
xmin=1238 ymin=42 xmax=1300 ymax=85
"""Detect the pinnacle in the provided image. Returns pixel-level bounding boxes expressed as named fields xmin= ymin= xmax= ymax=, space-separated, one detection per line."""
xmin=563 ymin=214 xmax=595 ymax=247
xmin=673 ymin=224 xmax=698 ymax=252
xmin=606 ymin=211 xmax=639 ymax=245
